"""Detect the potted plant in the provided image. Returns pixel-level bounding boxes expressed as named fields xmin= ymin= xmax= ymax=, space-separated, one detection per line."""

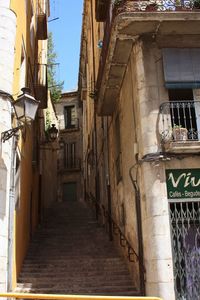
xmin=145 ymin=2 xmax=158 ymax=11
xmin=193 ymin=0 xmax=200 ymax=8
xmin=172 ymin=125 xmax=188 ymax=141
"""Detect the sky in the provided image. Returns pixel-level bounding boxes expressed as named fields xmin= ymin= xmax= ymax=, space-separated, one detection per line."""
xmin=49 ymin=0 xmax=83 ymax=92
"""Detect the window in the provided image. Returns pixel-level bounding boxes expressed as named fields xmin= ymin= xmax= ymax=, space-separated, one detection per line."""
xmin=64 ymin=105 xmax=76 ymax=129
xmin=65 ymin=142 xmax=76 ymax=168
xmin=161 ymin=48 xmax=200 ymax=141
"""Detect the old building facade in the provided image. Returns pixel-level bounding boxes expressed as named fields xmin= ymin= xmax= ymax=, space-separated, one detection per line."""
xmin=55 ymin=91 xmax=83 ymax=204
xmin=79 ymin=1 xmax=200 ymax=299
xmin=0 ymin=0 xmax=49 ymax=291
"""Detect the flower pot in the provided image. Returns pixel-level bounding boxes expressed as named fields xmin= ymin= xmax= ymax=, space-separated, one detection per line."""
xmin=172 ymin=127 xmax=188 ymax=141
xmin=145 ymin=3 xmax=158 ymax=11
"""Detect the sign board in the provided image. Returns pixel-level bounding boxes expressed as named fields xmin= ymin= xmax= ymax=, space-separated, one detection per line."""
xmin=166 ymin=169 xmax=200 ymax=201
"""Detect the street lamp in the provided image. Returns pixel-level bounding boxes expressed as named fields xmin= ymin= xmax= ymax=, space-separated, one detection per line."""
xmin=48 ymin=124 xmax=58 ymax=141
xmin=13 ymin=87 xmax=40 ymax=122
xmin=1 ymin=88 xmax=40 ymax=142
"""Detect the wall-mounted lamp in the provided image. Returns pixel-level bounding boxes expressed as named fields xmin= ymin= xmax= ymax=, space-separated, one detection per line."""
xmin=1 ymin=87 xmax=40 ymax=143
xmin=48 ymin=124 xmax=58 ymax=141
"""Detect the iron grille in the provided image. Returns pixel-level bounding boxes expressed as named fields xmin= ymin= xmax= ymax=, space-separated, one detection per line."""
xmin=170 ymin=201 xmax=200 ymax=300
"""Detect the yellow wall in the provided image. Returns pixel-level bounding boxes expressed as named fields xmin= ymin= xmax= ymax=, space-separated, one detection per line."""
xmin=10 ymin=0 xmax=41 ymax=288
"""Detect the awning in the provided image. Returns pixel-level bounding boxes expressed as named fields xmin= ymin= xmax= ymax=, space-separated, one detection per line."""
xmin=162 ymin=48 xmax=200 ymax=89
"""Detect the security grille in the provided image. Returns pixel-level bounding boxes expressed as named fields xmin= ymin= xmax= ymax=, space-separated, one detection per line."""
xmin=170 ymin=201 xmax=200 ymax=300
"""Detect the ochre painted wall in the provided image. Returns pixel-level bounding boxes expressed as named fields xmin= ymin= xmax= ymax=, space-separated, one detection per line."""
xmin=10 ymin=0 xmax=40 ymax=288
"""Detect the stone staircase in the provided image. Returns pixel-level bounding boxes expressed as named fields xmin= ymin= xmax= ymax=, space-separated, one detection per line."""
xmin=15 ymin=200 xmax=137 ymax=295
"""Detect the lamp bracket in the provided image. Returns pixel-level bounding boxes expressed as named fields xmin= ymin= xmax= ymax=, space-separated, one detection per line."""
xmin=1 ymin=125 xmax=23 ymax=143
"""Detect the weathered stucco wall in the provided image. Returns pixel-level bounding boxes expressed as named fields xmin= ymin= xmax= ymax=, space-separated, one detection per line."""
xmin=0 ymin=1 xmax=16 ymax=291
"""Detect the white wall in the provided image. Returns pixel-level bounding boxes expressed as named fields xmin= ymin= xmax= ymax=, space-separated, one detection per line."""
xmin=0 ymin=4 xmax=16 ymax=291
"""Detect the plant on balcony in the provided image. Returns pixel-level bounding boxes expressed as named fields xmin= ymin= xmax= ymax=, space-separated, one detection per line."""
xmin=145 ymin=2 xmax=158 ymax=11
xmin=172 ymin=125 xmax=188 ymax=141
xmin=113 ymin=0 xmax=123 ymax=6
xmin=193 ymin=0 xmax=200 ymax=8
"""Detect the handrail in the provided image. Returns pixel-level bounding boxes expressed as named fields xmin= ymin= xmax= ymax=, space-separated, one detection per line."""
xmin=87 ymin=193 xmax=139 ymax=263
xmin=0 ymin=293 xmax=163 ymax=300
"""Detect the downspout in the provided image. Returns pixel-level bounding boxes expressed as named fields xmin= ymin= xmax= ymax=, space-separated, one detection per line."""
xmin=7 ymin=136 xmax=17 ymax=291
xmin=129 ymin=55 xmax=145 ymax=295
xmin=90 ymin=0 xmax=99 ymax=219
xmin=129 ymin=163 xmax=145 ymax=296
xmin=106 ymin=117 xmax=113 ymax=241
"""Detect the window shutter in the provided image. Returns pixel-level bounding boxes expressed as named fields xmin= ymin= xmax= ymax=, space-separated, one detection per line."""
xmin=162 ymin=48 xmax=200 ymax=89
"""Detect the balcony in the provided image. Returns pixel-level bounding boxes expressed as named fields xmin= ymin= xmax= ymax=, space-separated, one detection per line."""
xmin=159 ymin=100 xmax=200 ymax=153
xmin=37 ymin=0 xmax=48 ymax=40
xmin=96 ymin=0 xmax=200 ymax=115
xmin=34 ymin=63 xmax=48 ymax=109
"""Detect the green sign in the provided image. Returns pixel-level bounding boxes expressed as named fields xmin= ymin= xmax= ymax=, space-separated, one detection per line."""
xmin=166 ymin=169 xmax=200 ymax=200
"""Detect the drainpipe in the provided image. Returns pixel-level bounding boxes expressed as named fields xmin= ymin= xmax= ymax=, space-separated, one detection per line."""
xmin=7 ymin=136 xmax=17 ymax=291
xmin=90 ymin=0 xmax=99 ymax=219
xmin=129 ymin=163 xmax=145 ymax=296
xmin=106 ymin=117 xmax=113 ymax=241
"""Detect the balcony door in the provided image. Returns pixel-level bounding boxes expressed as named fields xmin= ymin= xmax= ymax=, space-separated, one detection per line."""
xmin=168 ymin=89 xmax=199 ymax=140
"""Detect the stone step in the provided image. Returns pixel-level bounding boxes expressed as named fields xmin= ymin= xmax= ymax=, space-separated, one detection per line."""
xmin=17 ymin=201 xmax=136 ymax=296
xmin=22 ymin=261 xmax=127 ymax=272
xmin=19 ymin=270 xmax=130 ymax=280
xmin=17 ymin=278 xmax=134 ymax=288
xmin=15 ymin=286 xmax=137 ymax=294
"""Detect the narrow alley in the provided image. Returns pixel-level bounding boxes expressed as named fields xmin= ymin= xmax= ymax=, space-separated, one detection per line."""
xmin=15 ymin=200 xmax=137 ymax=296
xmin=1 ymin=0 xmax=200 ymax=300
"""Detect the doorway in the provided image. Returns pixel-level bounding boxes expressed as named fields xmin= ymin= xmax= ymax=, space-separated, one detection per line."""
xmin=63 ymin=182 xmax=77 ymax=202
xmin=169 ymin=201 xmax=200 ymax=299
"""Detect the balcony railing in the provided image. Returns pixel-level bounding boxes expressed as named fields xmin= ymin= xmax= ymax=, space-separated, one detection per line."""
xmin=112 ymin=0 xmax=198 ymax=13
xmin=159 ymin=101 xmax=200 ymax=143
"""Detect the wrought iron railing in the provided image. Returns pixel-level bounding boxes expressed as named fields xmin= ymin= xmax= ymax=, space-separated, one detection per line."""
xmin=159 ymin=101 xmax=200 ymax=142
xmin=96 ymin=0 xmax=199 ymax=93
xmin=0 ymin=292 xmax=163 ymax=300
xmin=85 ymin=192 xmax=144 ymax=294
xmin=86 ymin=193 xmax=139 ymax=263
xmin=112 ymin=0 xmax=198 ymax=13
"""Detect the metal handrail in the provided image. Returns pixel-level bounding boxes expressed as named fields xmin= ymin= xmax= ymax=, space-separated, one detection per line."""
xmin=87 ymin=193 xmax=139 ymax=263
xmin=0 ymin=293 xmax=163 ymax=300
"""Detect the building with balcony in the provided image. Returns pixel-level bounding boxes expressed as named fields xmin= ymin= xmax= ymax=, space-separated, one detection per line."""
xmin=55 ymin=91 xmax=83 ymax=203
xmin=79 ymin=0 xmax=200 ymax=299
xmin=0 ymin=0 xmax=49 ymax=292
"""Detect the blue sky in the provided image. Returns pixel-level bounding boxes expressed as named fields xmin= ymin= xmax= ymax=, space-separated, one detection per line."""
xmin=49 ymin=0 xmax=83 ymax=92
